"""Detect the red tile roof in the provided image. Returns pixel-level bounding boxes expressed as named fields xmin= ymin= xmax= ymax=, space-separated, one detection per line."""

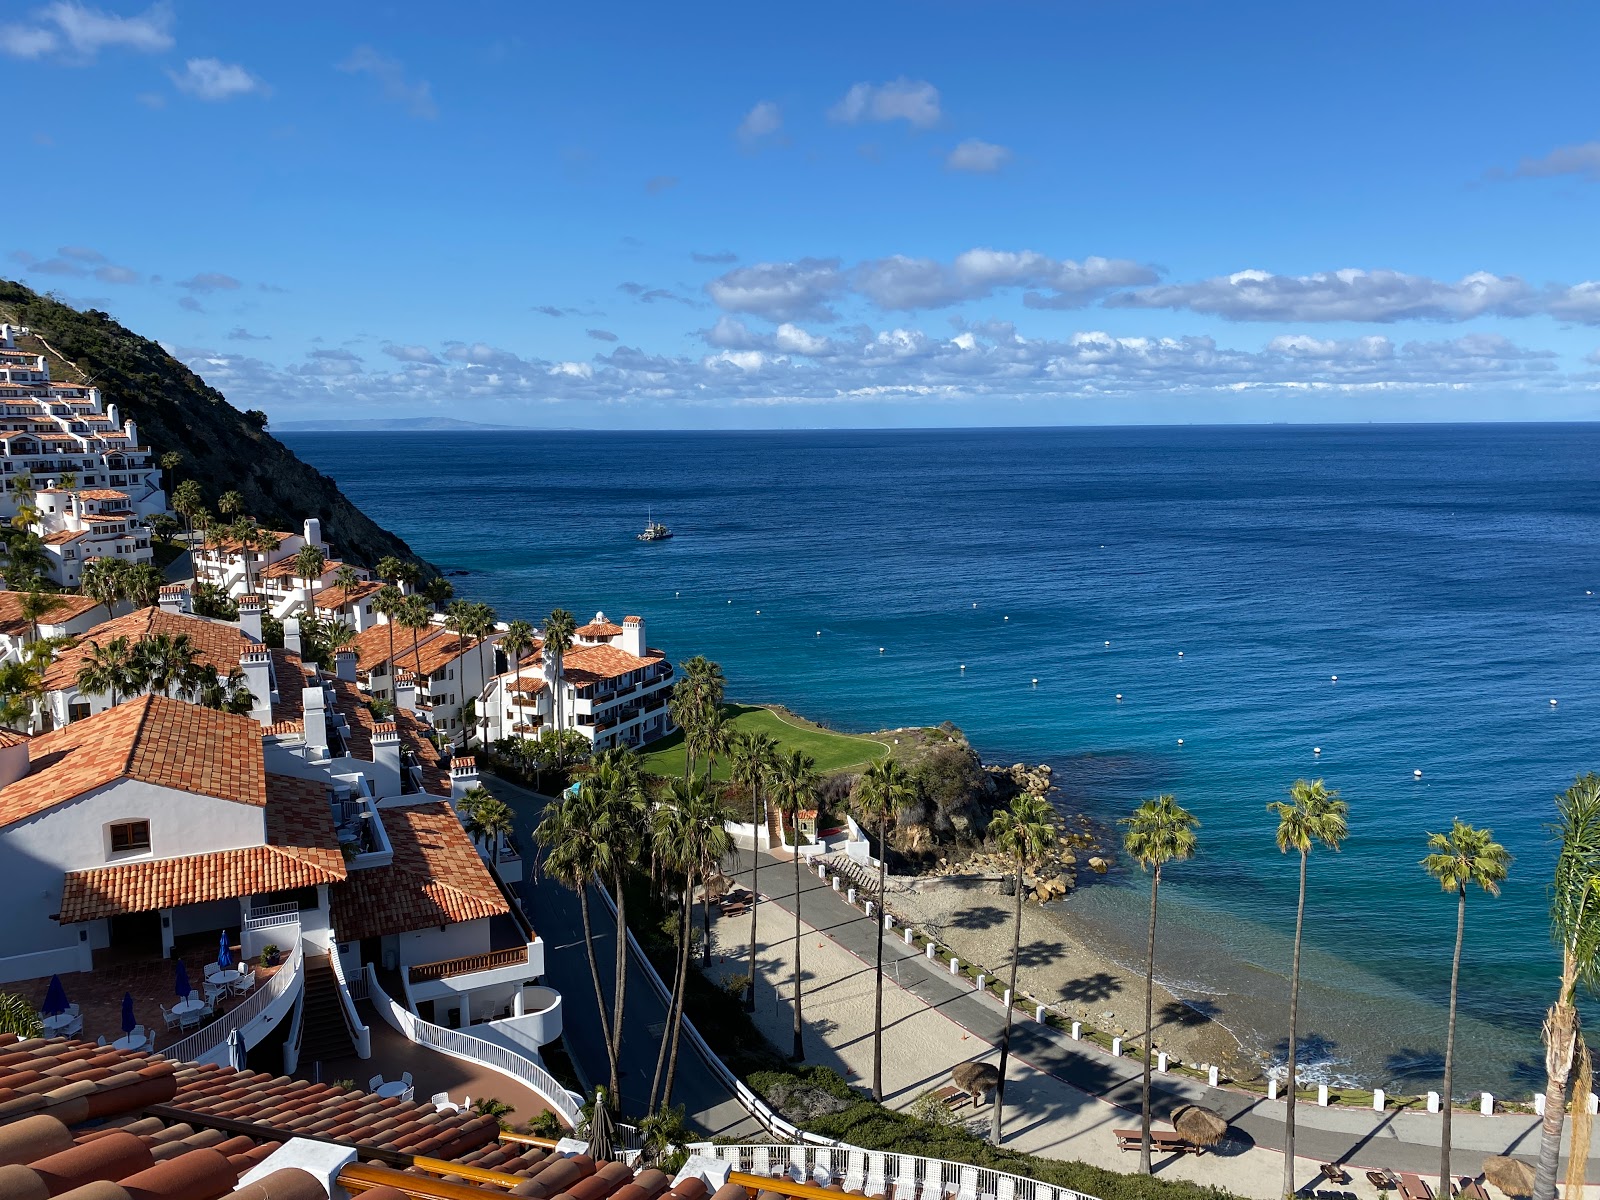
xmin=331 ymin=802 xmax=508 ymax=941
xmin=56 ymin=772 xmax=347 ymax=922
xmin=0 ymin=589 xmax=103 ymax=636
xmin=314 ymin=580 xmax=382 ymax=611
xmin=44 ymin=607 xmax=257 ymax=691
xmin=576 ymin=617 xmax=623 ymax=637
xmin=347 ymin=622 xmax=487 ymax=679
xmin=75 ymin=488 xmax=128 ymax=501
xmin=560 ymin=642 xmax=662 ymax=687
xmin=0 ymin=695 xmax=266 ymax=830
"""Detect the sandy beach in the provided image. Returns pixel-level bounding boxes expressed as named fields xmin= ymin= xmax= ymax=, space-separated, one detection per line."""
xmin=882 ymin=871 xmax=1251 ymax=1077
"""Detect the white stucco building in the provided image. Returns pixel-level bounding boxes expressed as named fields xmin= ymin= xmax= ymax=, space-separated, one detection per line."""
xmin=31 ymin=487 xmax=156 ymax=587
xmin=481 ymin=611 xmax=675 ymax=751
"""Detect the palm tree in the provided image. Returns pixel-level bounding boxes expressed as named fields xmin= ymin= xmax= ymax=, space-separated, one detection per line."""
xmin=700 ymin=706 xmax=731 ymax=785
xmin=333 ymin=563 xmax=360 ymax=595
xmin=730 ymin=729 xmax=778 ymax=1011
xmin=396 ymin=594 xmax=433 ymax=688
xmin=466 ymin=792 xmax=515 ymax=861
xmin=470 ymin=602 xmax=497 ymax=745
xmin=377 ymin=555 xmax=406 ymax=590
xmin=648 ymin=779 xmax=700 ymax=1113
xmin=988 ymin=792 xmax=1058 ymax=1143
xmin=1533 ymin=775 xmax=1600 ymax=1200
xmin=217 ymin=490 xmax=243 ymax=520
xmin=855 ymin=756 xmax=914 ymax=1101
xmin=544 ymin=608 xmax=576 ymax=765
xmin=592 ymin=745 xmax=647 ymax=1097
xmin=446 ymin=599 xmax=474 ymax=651
xmin=79 ymin=555 xmax=127 ymax=623
xmin=501 ymin=619 xmax=535 ymax=678
xmin=0 ymin=660 xmax=44 ymax=731
xmin=1421 ymin=819 xmax=1510 ymax=1197
xmin=665 ymin=784 xmax=729 ymax=1105
xmin=373 ymin=584 xmax=403 ymax=699
xmin=669 ymin=686 xmax=705 ymax=782
xmin=193 ymin=665 xmax=254 ymax=714
xmin=135 ymin=632 xmax=197 ymax=698
xmin=772 ymin=749 xmax=819 ymax=1061
xmin=1269 ymin=778 xmax=1350 ymax=1199
xmin=158 ymin=450 xmax=182 ymax=488
xmin=123 ymin=563 xmax=162 ymax=610
xmin=18 ymin=590 xmax=60 ymax=646
xmin=293 ymin=544 xmax=326 ymax=603
xmin=75 ymin=636 xmax=138 ymax=710
xmin=0 ymin=993 xmax=41 ymax=1038
xmin=1122 ymin=794 xmax=1200 ymax=1172
xmin=537 ymin=782 xmax=619 ymax=1095
xmin=248 ymin=525 xmax=283 ymax=596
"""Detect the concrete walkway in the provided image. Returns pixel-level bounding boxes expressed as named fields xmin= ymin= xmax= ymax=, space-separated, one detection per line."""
xmin=487 ymin=773 xmax=762 ymax=1140
xmin=728 ymin=843 xmax=1595 ymax=1195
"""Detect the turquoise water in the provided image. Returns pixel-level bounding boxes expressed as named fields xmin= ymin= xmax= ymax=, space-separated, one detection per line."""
xmin=284 ymin=424 xmax=1600 ymax=1093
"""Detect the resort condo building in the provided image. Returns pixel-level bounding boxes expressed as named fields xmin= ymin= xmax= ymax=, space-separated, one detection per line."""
xmin=480 ymin=611 xmax=675 ymax=751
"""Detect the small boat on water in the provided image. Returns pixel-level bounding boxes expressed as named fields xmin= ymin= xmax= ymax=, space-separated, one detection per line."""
xmin=638 ymin=511 xmax=673 ymax=541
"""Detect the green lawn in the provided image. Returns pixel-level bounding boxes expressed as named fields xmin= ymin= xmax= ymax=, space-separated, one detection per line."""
xmin=638 ymin=704 xmax=888 ymax=779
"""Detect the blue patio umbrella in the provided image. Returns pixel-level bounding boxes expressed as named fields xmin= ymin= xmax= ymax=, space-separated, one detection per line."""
xmin=174 ymin=959 xmax=191 ymax=1000
xmin=41 ymin=974 xmax=68 ymax=1017
xmin=217 ymin=932 xmax=232 ymax=970
xmin=120 ymin=992 xmax=135 ymax=1035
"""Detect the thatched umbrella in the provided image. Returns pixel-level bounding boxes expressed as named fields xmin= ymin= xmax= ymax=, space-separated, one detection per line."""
xmin=1481 ymin=1156 xmax=1534 ymax=1199
xmin=951 ymin=1061 xmax=1000 ymax=1109
xmin=585 ymin=1087 xmax=616 ymax=1162
xmin=1171 ymin=1104 xmax=1229 ymax=1148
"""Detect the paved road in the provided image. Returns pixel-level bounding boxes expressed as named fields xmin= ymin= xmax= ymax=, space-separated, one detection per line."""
xmin=734 ymin=844 xmax=1589 ymax=1178
xmin=487 ymin=774 xmax=762 ymax=1139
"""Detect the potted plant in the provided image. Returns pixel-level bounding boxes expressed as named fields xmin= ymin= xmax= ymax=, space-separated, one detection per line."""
xmin=260 ymin=943 xmax=281 ymax=967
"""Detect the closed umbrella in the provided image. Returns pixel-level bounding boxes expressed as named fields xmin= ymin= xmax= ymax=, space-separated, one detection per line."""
xmin=585 ymin=1087 xmax=616 ymax=1162
xmin=174 ymin=959 xmax=191 ymax=1000
xmin=120 ymin=992 xmax=135 ymax=1035
xmin=41 ymin=975 xmax=68 ymax=1017
xmin=226 ymin=1027 xmax=247 ymax=1072
xmin=218 ymin=932 xmax=232 ymax=970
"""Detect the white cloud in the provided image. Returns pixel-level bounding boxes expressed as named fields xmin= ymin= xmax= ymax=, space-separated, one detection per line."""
xmin=704 ymin=258 xmax=846 ymax=322
xmin=855 ymin=249 xmax=1158 ymax=311
xmin=737 ymin=100 xmax=782 ymax=145
xmin=1506 ymin=139 xmax=1600 ymax=182
xmin=828 ymin=79 xmax=941 ymax=129
xmin=337 ymin=45 xmax=436 ymax=119
xmin=178 ymin=272 xmax=241 ymax=294
xmin=1106 ymin=268 xmax=1543 ymax=323
xmin=382 ymin=343 xmax=440 ymax=364
xmin=1 ymin=1 xmax=172 ymax=61
xmin=945 ymin=138 xmax=1011 ymax=173
xmin=773 ymin=323 xmax=833 ymax=357
xmin=169 ymin=58 xmax=268 ymax=101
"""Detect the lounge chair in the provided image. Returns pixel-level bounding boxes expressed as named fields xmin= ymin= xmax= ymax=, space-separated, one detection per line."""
xmin=430 ymin=1091 xmax=458 ymax=1113
xmin=1320 ymin=1164 xmax=1350 ymax=1185
xmin=1366 ymin=1172 xmax=1398 ymax=1191
xmin=1396 ymin=1174 xmax=1433 ymax=1200
xmin=1455 ymin=1180 xmax=1489 ymax=1200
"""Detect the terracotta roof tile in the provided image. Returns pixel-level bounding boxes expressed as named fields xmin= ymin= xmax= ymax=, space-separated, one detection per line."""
xmin=44 ymin=607 xmax=257 ymax=692
xmin=331 ymin=802 xmax=508 ymax=941
xmin=0 ymin=695 xmax=266 ymax=829
xmin=0 ymin=590 xmax=103 ymax=636
xmin=560 ymin=643 xmax=663 ymax=688
xmin=314 ymin=580 xmax=382 ymax=611
xmin=56 ymin=772 xmax=346 ymax=922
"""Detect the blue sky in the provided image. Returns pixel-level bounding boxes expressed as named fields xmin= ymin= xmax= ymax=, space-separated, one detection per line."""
xmin=6 ymin=0 xmax=1600 ymax=428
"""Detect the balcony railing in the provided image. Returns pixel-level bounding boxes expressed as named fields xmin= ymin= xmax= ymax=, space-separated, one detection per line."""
xmin=164 ymin=940 xmax=304 ymax=1064
xmin=408 ymin=945 xmax=530 ymax=982
xmin=684 ymin=1145 xmax=1103 ymax=1200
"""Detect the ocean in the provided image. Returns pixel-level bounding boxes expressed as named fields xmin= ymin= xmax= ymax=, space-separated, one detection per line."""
xmin=282 ymin=424 xmax=1600 ymax=1095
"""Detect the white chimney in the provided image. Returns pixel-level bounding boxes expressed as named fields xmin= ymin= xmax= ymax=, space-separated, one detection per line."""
xmin=123 ymin=418 xmax=138 ymax=447
xmin=303 ymin=517 xmax=322 ymax=549
xmin=302 ymin=686 xmax=328 ymax=758
xmin=158 ymin=584 xmax=190 ymax=616
xmin=622 ymin=614 xmax=645 ymax=657
xmin=237 ymin=594 xmax=264 ymax=642
xmin=106 ymin=403 xmax=120 ymax=428
xmin=0 ymin=733 xmax=29 ymax=789
xmin=450 ymin=756 xmax=479 ymax=811
xmin=335 ymin=648 xmax=357 ymax=683
xmin=395 ymin=669 xmax=417 ymax=714
xmin=283 ymin=616 xmax=302 ymax=658
xmin=241 ymin=649 xmax=273 ymax=727
xmin=371 ymin=722 xmax=402 ymax=799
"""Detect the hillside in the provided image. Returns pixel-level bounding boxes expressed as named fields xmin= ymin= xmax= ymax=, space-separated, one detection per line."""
xmin=0 ymin=281 xmax=436 ymax=576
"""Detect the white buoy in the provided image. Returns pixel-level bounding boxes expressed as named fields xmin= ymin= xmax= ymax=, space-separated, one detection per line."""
xmin=960 ymin=664 xmax=966 ymax=671
xmin=1115 ymin=693 xmax=1123 ymax=701
xmin=755 ymin=609 xmax=761 ymax=614
xmin=1004 ymin=616 xmax=1010 ymax=621
xmin=879 ymin=647 xmax=885 ymax=654
xmin=1105 ymin=641 xmax=1111 ymax=646
xmin=1414 ymin=769 xmax=1423 ymax=779
xmin=1551 ymin=698 xmax=1558 ymax=706
xmin=1031 ymin=678 xmax=1038 ymax=686
xmin=1178 ymin=651 xmax=1183 ymax=657
xmin=1331 ymin=675 xmax=1338 ymax=682
xmin=1177 ymin=738 xmax=1184 ymax=746
xmin=675 ymin=591 xmax=680 ymax=597
xmin=815 ymin=630 xmax=821 ymax=637
xmin=972 ymin=603 xmax=978 ymax=608
xmin=1314 ymin=747 xmax=1321 ymax=754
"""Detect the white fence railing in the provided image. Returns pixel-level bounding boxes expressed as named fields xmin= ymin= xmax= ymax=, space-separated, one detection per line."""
xmin=365 ymin=965 xmax=582 ymax=1128
xmin=685 ymin=1143 xmax=1102 ymax=1200
xmin=592 ymin=883 xmax=831 ymax=1145
xmin=165 ymin=941 xmax=304 ymax=1064
xmin=244 ymin=901 xmax=301 ymax=931
xmin=327 ymin=938 xmax=371 ymax=1058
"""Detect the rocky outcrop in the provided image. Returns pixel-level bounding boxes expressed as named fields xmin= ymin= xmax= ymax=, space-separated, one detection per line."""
xmin=0 ymin=281 xmax=436 ymax=576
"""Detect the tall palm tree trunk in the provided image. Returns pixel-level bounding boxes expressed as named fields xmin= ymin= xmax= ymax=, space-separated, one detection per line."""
xmin=872 ymin=813 xmax=888 ymax=1102
xmin=1139 ymin=863 xmax=1162 ymax=1174
xmin=1437 ymin=883 xmax=1466 ymax=1198
xmin=576 ymin=884 xmax=616 ymax=1088
xmin=386 ymin=622 xmax=396 ymax=700
xmin=792 ymin=830 xmax=805 ymax=1061
xmin=609 ymin=872 xmax=629 ymax=1102
xmin=1534 ymin=982 xmax=1579 ymax=1200
xmin=662 ymin=876 xmax=695 ymax=1106
xmin=702 ymin=880 xmax=713 ymax=966
xmin=991 ymin=853 xmax=1025 ymax=1143
xmin=745 ymin=781 xmax=761 ymax=1012
xmin=1283 ymin=848 xmax=1308 ymax=1200
xmin=650 ymin=881 xmax=692 ymax=1111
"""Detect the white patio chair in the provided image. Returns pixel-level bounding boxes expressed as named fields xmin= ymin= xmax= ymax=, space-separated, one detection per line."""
xmin=204 ymin=981 xmax=229 ymax=1006
xmin=62 ymin=1014 xmax=82 ymax=1037
xmin=368 ymin=1074 xmax=383 ymax=1091
xmin=129 ymin=1025 xmax=147 ymax=1049
xmin=233 ymin=966 xmax=256 ymax=996
xmin=178 ymin=1008 xmax=202 ymax=1030
xmin=66 ymin=1003 xmax=80 ymax=1017
xmin=187 ymin=990 xmax=200 ymax=1004
xmin=161 ymin=1006 xmax=181 ymax=1031
xmin=96 ymin=1036 xmax=106 ymax=1047
xmin=401 ymin=1071 xmax=413 ymax=1087
xmin=402 ymin=1086 xmax=415 ymax=1102
xmin=430 ymin=1091 xmax=457 ymax=1113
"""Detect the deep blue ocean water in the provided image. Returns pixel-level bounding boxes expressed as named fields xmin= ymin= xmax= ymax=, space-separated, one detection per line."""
xmin=283 ymin=425 xmax=1600 ymax=1093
